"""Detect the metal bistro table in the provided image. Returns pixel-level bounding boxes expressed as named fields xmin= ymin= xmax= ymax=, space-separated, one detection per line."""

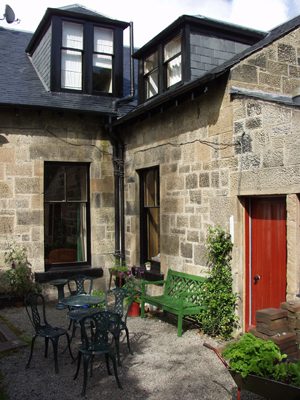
xmin=61 ymin=294 xmax=106 ymax=341
xmin=61 ymin=294 xmax=105 ymax=308
xmin=48 ymin=279 xmax=69 ymax=310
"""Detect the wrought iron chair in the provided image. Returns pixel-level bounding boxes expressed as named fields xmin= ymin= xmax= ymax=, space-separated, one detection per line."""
xmin=106 ymin=288 xmax=133 ymax=365
xmin=25 ymin=292 xmax=74 ymax=373
xmin=74 ymin=311 xmax=122 ymax=396
xmin=66 ymin=275 xmax=95 ymax=336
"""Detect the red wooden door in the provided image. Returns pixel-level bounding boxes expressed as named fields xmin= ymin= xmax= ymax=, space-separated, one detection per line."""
xmin=245 ymin=197 xmax=287 ymax=330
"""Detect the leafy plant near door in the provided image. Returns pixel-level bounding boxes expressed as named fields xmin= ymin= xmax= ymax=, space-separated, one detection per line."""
xmin=2 ymin=241 xmax=40 ymax=300
xmin=222 ymin=333 xmax=300 ymax=387
xmin=197 ymin=225 xmax=239 ymax=339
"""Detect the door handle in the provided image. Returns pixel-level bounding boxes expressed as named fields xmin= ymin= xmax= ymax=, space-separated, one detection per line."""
xmin=254 ymin=274 xmax=261 ymax=284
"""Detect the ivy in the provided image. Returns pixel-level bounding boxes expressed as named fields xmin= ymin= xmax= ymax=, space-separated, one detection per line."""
xmin=197 ymin=225 xmax=238 ymax=339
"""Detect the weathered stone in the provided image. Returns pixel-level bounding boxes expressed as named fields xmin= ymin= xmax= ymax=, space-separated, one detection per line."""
xmin=0 ymin=182 xmax=12 ymax=198
xmin=160 ymin=235 xmax=179 ymax=256
xmin=231 ymin=64 xmax=258 ymax=84
xmin=259 ymin=72 xmax=281 ymax=89
xmin=189 ymin=190 xmax=202 ymax=204
xmin=187 ymin=230 xmax=199 ymax=242
xmin=278 ymin=43 xmax=297 ymax=64
xmin=246 ymin=117 xmax=262 ymax=130
xmin=0 ymin=148 xmax=15 ymax=163
xmin=161 ymin=198 xmax=184 ymax=213
xmin=15 ymin=178 xmax=40 ymax=194
xmin=101 ymin=193 xmax=114 ymax=207
xmin=125 ymin=200 xmax=137 ymax=215
xmin=248 ymin=53 xmax=267 ymax=69
xmin=194 ymin=244 xmax=207 ymax=266
xmin=17 ymin=210 xmax=42 ymax=225
xmin=199 ymin=173 xmax=209 ymax=187
xmin=267 ymin=60 xmax=288 ymax=76
xmin=186 ymin=173 xmax=198 ymax=189
xmin=234 ymin=121 xmax=244 ymax=134
xmin=181 ymin=242 xmax=193 ymax=259
xmin=247 ymin=102 xmax=262 ymax=117
xmin=0 ymin=216 xmax=14 ymax=234
xmin=177 ymin=215 xmax=189 ymax=228
xmin=211 ymin=172 xmax=219 ymax=188
xmin=166 ymin=176 xmax=184 ymax=191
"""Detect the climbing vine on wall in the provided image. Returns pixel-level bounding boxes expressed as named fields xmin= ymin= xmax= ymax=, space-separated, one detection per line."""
xmin=197 ymin=225 xmax=239 ymax=339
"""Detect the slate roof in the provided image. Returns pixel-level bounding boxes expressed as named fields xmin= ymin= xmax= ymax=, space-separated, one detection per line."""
xmin=116 ymin=14 xmax=300 ymax=124
xmin=0 ymin=26 xmax=118 ymax=115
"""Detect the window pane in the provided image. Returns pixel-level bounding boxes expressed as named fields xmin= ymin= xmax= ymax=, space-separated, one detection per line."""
xmin=167 ymin=55 xmax=182 ymax=87
xmin=93 ymin=54 xmax=112 ymax=92
xmin=164 ymin=35 xmax=181 ymax=61
xmin=62 ymin=21 xmax=83 ymax=49
xmin=45 ymin=203 xmax=87 ymax=264
xmin=66 ymin=166 xmax=87 ymax=201
xmin=94 ymin=27 xmax=113 ymax=54
xmin=45 ymin=165 xmax=65 ymax=202
xmin=146 ymin=71 xmax=158 ymax=99
xmin=61 ymin=50 xmax=82 ymax=90
xmin=144 ymin=52 xmax=158 ymax=74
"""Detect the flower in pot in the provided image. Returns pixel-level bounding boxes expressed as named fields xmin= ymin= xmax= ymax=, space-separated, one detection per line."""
xmin=110 ymin=261 xmax=130 ymax=288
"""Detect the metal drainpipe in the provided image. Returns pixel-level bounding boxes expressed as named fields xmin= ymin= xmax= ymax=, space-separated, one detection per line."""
xmin=109 ymin=122 xmax=125 ymax=264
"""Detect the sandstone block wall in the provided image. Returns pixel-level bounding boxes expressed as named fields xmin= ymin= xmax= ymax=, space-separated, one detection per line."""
xmin=0 ymin=109 xmax=115 ymax=279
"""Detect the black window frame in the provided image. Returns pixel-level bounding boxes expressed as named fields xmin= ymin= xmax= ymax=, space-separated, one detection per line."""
xmin=138 ymin=166 xmax=160 ymax=265
xmin=44 ymin=161 xmax=91 ymax=271
xmin=51 ymin=16 xmax=124 ymax=97
xmin=140 ymin=30 xmax=187 ymax=103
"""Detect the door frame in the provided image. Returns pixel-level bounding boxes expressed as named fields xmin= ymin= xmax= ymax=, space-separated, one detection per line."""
xmin=244 ymin=195 xmax=287 ymax=330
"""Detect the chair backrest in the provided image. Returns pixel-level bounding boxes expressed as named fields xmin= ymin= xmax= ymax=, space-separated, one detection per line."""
xmin=25 ymin=292 xmax=48 ymax=331
xmin=106 ymin=288 xmax=133 ymax=323
xmin=67 ymin=275 xmax=93 ymax=296
xmin=80 ymin=311 xmax=120 ymax=350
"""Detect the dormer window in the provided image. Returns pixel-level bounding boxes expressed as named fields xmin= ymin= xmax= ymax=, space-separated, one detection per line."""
xmin=164 ymin=35 xmax=182 ymax=87
xmin=61 ymin=21 xmax=83 ymax=90
xmin=139 ymin=34 xmax=183 ymax=102
xmin=26 ymin=6 xmax=128 ymax=98
xmin=144 ymin=51 xmax=159 ymax=99
xmin=93 ymin=27 xmax=114 ymax=93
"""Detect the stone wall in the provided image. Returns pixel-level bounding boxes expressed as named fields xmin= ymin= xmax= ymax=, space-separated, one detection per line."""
xmin=0 ymin=108 xmax=115 ymax=284
xmin=120 ymin=26 xmax=300 ymax=328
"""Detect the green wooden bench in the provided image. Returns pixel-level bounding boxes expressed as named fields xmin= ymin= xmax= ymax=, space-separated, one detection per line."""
xmin=140 ymin=269 xmax=207 ymax=336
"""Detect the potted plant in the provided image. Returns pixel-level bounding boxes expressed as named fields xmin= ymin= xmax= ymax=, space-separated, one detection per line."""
xmin=123 ymin=274 xmax=142 ymax=317
xmin=110 ymin=259 xmax=130 ymax=288
xmin=2 ymin=241 xmax=40 ymax=304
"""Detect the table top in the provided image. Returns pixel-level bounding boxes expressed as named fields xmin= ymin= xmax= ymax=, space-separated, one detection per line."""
xmin=61 ymin=294 xmax=104 ymax=308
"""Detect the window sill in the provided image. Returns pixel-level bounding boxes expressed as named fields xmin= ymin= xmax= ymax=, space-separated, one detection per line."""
xmin=35 ymin=266 xmax=103 ymax=283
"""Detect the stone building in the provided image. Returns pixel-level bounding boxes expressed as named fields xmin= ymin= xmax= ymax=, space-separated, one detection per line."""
xmin=1 ymin=5 xmax=300 ymax=330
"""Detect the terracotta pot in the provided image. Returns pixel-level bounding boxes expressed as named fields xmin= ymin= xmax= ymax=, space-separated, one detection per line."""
xmin=128 ymin=301 xmax=140 ymax=317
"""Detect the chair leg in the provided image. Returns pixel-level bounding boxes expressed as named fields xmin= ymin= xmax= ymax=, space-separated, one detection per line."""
xmin=109 ymin=353 xmax=122 ymax=389
xmin=26 ymin=336 xmax=37 ymax=369
xmin=81 ymin=355 xmax=90 ymax=397
xmin=44 ymin=337 xmax=49 ymax=358
xmin=65 ymin=332 xmax=75 ymax=361
xmin=74 ymin=352 xmax=81 ymax=380
xmin=50 ymin=337 xmax=59 ymax=374
xmin=105 ymin=353 xmax=112 ymax=375
xmin=114 ymin=334 xmax=121 ymax=366
xmin=124 ymin=326 xmax=133 ymax=354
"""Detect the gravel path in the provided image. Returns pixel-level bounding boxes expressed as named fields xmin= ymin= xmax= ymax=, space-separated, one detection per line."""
xmin=0 ymin=305 xmax=264 ymax=400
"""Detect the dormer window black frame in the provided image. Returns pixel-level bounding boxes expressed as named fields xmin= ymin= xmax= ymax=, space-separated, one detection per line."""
xmin=51 ymin=16 xmax=124 ymax=96
xmin=140 ymin=31 xmax=186 ymax=102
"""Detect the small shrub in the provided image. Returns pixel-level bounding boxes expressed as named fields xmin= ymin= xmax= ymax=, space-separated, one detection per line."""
xmin=2 ymin=241 xmax=40 ymax=299
xmin=222 ymin=332 xmax=300 ymax=387
xmin=197 ymin=225 xmax=239 ymax=339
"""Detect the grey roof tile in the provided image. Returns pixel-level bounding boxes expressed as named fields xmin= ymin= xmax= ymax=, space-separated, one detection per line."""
xmin=0 ymin=27 xmax=117 ymax=115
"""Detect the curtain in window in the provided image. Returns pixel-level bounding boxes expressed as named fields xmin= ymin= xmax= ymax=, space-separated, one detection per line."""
xmin=94 ymin=27 xmax=113 ymax=54
xmin=167 ymin=55 xmax=182 ymax=87
xmin=61 ymin=22 xmax=83 ymax=90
